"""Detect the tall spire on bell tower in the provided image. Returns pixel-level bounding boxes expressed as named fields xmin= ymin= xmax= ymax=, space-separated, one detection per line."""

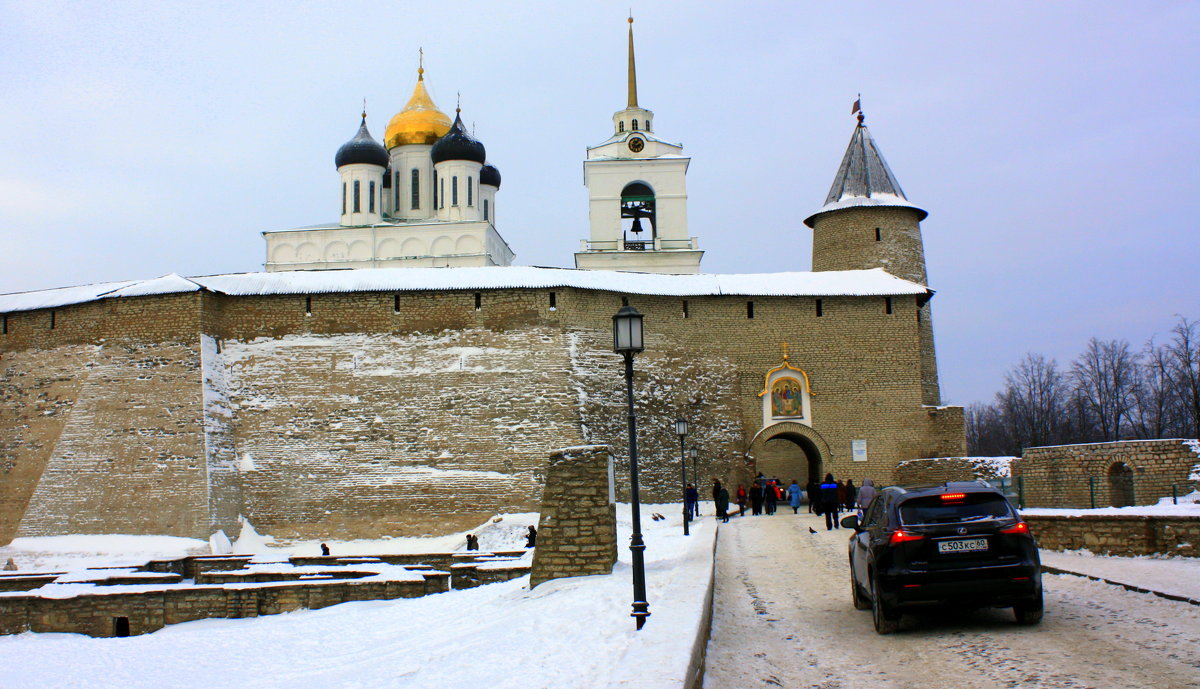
xmin=627 ymin=16 xmax=638 ymax=108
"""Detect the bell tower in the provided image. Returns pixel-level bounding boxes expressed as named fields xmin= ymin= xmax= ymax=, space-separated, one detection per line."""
xmin=575 ymin=17 xmax=702 ymax=274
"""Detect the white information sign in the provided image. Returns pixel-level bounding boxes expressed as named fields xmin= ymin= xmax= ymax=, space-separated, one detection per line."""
xmin=852 ymin=439 xmax=868 ymax=462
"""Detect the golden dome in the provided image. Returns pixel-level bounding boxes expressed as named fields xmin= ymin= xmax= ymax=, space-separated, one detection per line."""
xmin=384 ymin=69 xmax=452 ymax=148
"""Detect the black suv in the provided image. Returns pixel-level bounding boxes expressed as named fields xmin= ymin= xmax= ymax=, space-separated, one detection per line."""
xmin=842 ymin=481 xmax=1042 ymax=634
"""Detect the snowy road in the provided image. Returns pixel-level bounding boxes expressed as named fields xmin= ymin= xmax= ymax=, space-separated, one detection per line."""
xmin=702 ymin=512 xmax=1200 ymax=689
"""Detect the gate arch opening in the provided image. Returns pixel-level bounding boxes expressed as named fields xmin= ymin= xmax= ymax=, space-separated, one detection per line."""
xmin=748 ymin=422 xmax=831 ymax=489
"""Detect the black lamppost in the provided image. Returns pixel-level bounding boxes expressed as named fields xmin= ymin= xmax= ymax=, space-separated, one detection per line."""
xmin=613 ymin=305 xmax=650 ymax=630
xmin=674 ymin=417 xmax=690 ymax=536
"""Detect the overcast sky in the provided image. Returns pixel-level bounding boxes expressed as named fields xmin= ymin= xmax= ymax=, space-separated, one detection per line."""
xmin=1 ymin=1 xmax=1197 ymax=406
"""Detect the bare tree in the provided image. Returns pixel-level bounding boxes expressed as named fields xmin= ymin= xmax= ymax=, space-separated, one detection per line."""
xmin=1070 ymin=338 xmax=1138 ymax=441
xmin=1167 ymin=317 xmax=1200 ymax=437
xmin=965 ymin=401 xmax=1009 ymax=455
xmin=997 ymin=353 xmax=1068 ymax=450
xmin=1129 ymin=338 xmax=1177 ymax=438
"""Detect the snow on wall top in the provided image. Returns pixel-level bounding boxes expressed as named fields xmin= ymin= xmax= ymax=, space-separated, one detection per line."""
xmin=0 ymin=266 xmax=930 ymax=314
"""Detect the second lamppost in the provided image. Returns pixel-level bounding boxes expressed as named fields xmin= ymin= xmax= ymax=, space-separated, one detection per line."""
xmin=689 ymin=446 xmax=698 ymax=498
xmin=675 ymin=417 xmax=690 ymax=536
xmin=613 ymin=305 xmax=650 ymax=630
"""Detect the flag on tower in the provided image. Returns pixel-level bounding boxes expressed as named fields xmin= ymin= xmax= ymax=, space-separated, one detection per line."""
xmin=851 ymin=97 xmax=861 ymax=115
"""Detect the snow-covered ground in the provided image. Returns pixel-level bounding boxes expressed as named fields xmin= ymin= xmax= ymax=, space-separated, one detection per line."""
xmin=1040 ymin=549 xmax=1200 ymax=601
xmin=0 ymin=505 xmax=715 ymax=689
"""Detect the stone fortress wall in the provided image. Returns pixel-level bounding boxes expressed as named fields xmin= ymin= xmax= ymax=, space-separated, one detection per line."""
xmin=1 ymin=283 xmax=965 ymax=544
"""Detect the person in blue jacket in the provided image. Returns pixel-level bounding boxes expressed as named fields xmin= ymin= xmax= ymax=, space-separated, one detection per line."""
xmin=787 ymin=480 xmax=803 ymax=514
xmin=820 ymin=473 xmax=841 ymax=530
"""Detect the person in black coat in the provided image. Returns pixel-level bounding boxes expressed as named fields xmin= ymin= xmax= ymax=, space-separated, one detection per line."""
xmin=750 ymin=478 xmax=765 ymax=515
xmin=806 ymin=479 xmax=819 ymax=513
xmin=819 ymin=473 xmax=841 ymax=530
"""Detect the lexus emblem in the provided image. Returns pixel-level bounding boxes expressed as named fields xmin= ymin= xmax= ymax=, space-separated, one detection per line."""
xmin=956 ymin=527 xmax=968 ymax=535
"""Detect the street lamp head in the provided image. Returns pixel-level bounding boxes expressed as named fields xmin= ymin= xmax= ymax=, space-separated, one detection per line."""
xmin=675 ymin=417 xmax=688 ymax=438
xmin=612 ymin=305 xmax=645 ymax=354
xmin=689 ymin=447 xmax=698 ymax=460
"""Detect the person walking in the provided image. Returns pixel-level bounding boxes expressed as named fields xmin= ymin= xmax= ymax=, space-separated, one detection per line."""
xmin=806 ymin=479 xmax=819 ymax=514
xmin=787 ymin=480 xmax=803 ymax=514
xmin=716 ymin=484 xmax=730 ymax=523
xmin=711 ymin=478 xmax=723 ymax=518
xmin=855 ymin=478 xmax=878 ymax=517
xmin=820 ymin=473 xmax=841 ymax=530
xmin=685 ymin=483 xmax=700 ymax=520
xmin=844 ymin=479 xmax=858 ymax=511
xmin=750 ymin=478 xmax=764 ymax=515
xmin=764 ymin=479 xmax=778 ymax=515
xmin=836 ymin=480 xmax=847 ymax=511
xmin=736 ymin=484 xmax=748 ymax=517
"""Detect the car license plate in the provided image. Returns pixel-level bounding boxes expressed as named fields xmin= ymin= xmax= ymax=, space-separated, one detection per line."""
xmin=938 ymin=538 xmax=988 ymax=553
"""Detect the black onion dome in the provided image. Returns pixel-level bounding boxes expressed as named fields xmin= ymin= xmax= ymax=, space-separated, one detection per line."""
xmin=480 ymin=163 xmax=501 ymax=188
xmin=335 ymin=117 xmax=390 ymax=169
xmin=430 ymin=112 xmax=486 ymax=165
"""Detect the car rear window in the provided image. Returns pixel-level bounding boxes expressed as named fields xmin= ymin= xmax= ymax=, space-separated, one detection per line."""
xmin=898 ymin=493 xmax=1013 ymax=526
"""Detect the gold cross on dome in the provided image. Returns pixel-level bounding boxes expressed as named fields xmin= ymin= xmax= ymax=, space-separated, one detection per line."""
xmin=781 ymin=343 xmax=789 ymax=361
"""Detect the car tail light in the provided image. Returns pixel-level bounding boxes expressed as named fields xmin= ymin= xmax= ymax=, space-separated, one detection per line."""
xmin=940 ymin=493 xmax=966 ymax=501
xmin=1001 ymin=522 xmax=1030 ymax=535
xmin=889 ymin=529 xmax=924 ymax=545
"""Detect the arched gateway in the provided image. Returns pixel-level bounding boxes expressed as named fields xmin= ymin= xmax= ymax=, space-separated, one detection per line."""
xmin=747 ymin=422 xmax=833 ymax=486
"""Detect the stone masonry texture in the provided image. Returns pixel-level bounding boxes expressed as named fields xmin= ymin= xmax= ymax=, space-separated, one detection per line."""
xmin=1016 ymin=439 xmax=1200 ymax=508
xmin=1 ymin=282 xmax=965 ymax=543
xmin=530 ymin=445 xmax=618 ymax=587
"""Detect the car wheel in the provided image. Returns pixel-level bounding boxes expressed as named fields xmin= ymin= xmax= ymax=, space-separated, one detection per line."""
xmin=1014 ymin=591 xmax=1044 ymax=625
xmin=870 ymin=576 xmax=900 ymax=634
xmin=851 ymin=569 xmax=870 ymax=610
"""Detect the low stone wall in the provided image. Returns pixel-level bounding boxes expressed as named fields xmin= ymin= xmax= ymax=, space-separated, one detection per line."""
xmin=1025 ymin=514 xmax=1200 ymax=558
xmin=1017 ymin=439 xmax=1200 ymax=508
xmin=893 ymin=456 xmax=1016 ymax=485
xmin=531 ymin=445 xmax=617 ymax=587
xmin=0 ymin=576 xmax=445 ymax=637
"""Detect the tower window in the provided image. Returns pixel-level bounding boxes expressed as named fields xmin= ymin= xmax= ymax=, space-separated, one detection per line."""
xmin=682 ymin=300 xmax=689 ymax=319
xmin=816 ymin=299 xmax=823 ymax=317
xmin=549 ymin=292 xmax=557 ymax=309
xmin=393 ymin=294 xmax=400 ymax=314
xmin=467 ymin=177 xmax=473 ymax=206
xmin=353 ymin=180 xmax=361 ymax=212
xmin=50 ymin=311 xmax=55 ymax=329
xmin=619 ymin=121 xmax=625 ymax=132
xmin=632 ymin=119 xmax=639 ymax=131
xmin=875 ymin=227 xmax=881 ymax=241
xmin=394 ymin=171 xmax=399 ymax=208
xmin=474 ymin=292 xmax=482 ymax=310
xmin=113 ymin=617 xmax=130 ymax=638
xmin=369 ymin=181 xmax=376 ymax=212
xmin=2 ymin=314 xmax=7 ymax=334
xmin=916 ymin=310 xmax=921 ymax=323
xmin=342 ymin=183 xmax=346 ymax=214
xmin=433 ymin=171 xmax=438 ymax=207
xmin=746 ymin=301 xmax=755 ymax=319
xmin=645 ymin=119 xmax=650 ymax=130
xmin=885 ymin=297 xmax=893 ymax=315
xmin=452 ymin=176 xmax=458 ymax=206
xmin=305 ymin=296 xmax=312 ymax=315
xmin=440 ymin=178 xmax=445 ymax=209
xmin=483 ymin=198 xmax=489 ymax=221
xmin=411 ymin=169 xmax=420 ymax=209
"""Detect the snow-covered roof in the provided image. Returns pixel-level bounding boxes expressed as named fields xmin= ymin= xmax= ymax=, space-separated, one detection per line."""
xmin=804 ymin=123 xmax=927 ymax=227
xmin=0 ymin=266 xmax=930 ymax=314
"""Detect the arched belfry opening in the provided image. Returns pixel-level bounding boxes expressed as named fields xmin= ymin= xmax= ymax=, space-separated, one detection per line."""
xmin=621 ymin=182 xmax=656 ymax=249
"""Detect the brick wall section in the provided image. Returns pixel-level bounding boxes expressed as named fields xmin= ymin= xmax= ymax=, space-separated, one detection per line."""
xmin=893 ymin=455 xmax=1016 ymax=485
xmin=0 ymin=577 xmax=441 ymax=637
xmin=531 ymin=445 xmax=618 ymax=587
xmin=1015 ymin=439 xmax=1200 ymax=508
xmin=1025 ymin=514 xmax=1200 ymax=558
xmin=1 ymin=283 xmax=965 ymax=542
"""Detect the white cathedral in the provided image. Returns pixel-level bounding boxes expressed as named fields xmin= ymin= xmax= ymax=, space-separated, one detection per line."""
xmin=263 ymin=18 xmax=702 ymax=275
